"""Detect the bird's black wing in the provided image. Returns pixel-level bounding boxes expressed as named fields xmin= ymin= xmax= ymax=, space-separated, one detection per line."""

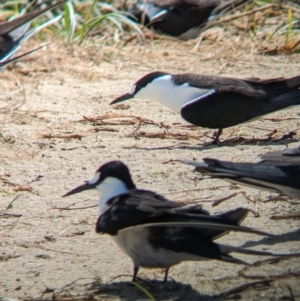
xmin=146 ymin=224 xmax=283 ymax=264
xmin=96 ymin=189 xmax=271 ymax=237
xmin=180 ymin=90 xmax=268 ymax=128
xmin=146 ymin=204 xmax=248 ymax=240
xmin=147 ymin=224 xmax=249 ymax=264
xmin=147 ymin=0 xmax=219 ymax=36
xmin=261 ymin=146 xmax=300 ymax=166
xmin=0 ymin=1 xmax=64 ymax=63
xmin=184 ymin=158 xmax=300 ymax=199
xmin=176 ymin=74 xmax=266 ymax=128
xmin=175 ymin=74 xmax=300 ymax=128
xmin=96 ymin=189 xmax=182 ymax=235
xmin=128 ymin=0 xmax=220 ymax=37
xmin=0 ymin=2 xmax=64 ymax=36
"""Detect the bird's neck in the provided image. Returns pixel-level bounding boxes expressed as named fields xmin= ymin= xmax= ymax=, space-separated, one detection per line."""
xmin=95 ymin=177 xmax=129 ymax=213
xmin=135 ymin=76 xmax=204 ymax=112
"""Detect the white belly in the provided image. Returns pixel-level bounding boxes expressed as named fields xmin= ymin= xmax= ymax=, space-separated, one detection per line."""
xmin=135 ymin=75 xmax=210 ymax=113
xmin=112 ymin=228 xmax=205 ymax=268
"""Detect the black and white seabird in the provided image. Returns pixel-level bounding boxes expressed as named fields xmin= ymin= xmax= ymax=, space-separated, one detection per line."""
xmin=128 ymin=0 xmax=249 ymax=39
xmin=63 ymin=160 xmax=295 ymax=282
xmin=183 ymin=145 xmax=300 ymax=199
xmin=0 ymin=1 xmax=63 ymax=69
xmin=110 ymin=72 xmax=300 ymax=143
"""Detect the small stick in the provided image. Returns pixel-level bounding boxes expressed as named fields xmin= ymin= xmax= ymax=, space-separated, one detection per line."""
xmin=212 ymin=192 xmax=241 ymax=206
xmin=270 ymin=214 xmax=300 ymax=220
xmin=214 ymin=280 xmax=273 ymax=298
xmin=0 ymin=213 xmax=22 ymax=218
xmin=40 ymin=133 xmax=84 ymax=139
xmin=51 ymin=204 xmax=97 ymax=211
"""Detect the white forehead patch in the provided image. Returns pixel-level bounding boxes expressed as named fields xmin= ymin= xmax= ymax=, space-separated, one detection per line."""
xmin=88 ymin=172 xmax=101 ymax=185
xmin=129 ymin=84 xmax=137 ymax=95
xmin=156 ymin=74 xmax=172 ymax=82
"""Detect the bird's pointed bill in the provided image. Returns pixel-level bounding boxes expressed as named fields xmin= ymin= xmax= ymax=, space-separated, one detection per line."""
xmin=110 ymin=93 xmax=134 ymax=104
xmin=63 ymin=181 xmax=94 ymax=197
xmin=63 ymin=172 xmax=101 ymax=197
xmin=110 ymin=84 xmax=137 ymax=104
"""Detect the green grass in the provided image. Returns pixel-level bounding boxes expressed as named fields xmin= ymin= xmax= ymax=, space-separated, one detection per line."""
xmin=0 ymin=0 xmax=299 ymax=52
xmin=0 ymin=0 xmax=144 ymax=43
xmin=132 ymin=282 xmax=158 ymax=301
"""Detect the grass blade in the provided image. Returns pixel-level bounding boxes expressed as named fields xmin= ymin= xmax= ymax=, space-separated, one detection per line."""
xmin=6 ymin=195 xmax=20 ymax=211
xmin=64 ymin=1 xmax=76 ymax=42
xmin=131 ymin=282 xmax=157 ymax=301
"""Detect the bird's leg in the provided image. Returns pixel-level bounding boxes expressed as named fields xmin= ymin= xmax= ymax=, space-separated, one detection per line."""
xmin=163 ymin=268 xmax=169 ymax=283
xmin=213 ymin=128 xmax=223 ymax=144
xmin=132 ymin=265 xmax=139 ymax=282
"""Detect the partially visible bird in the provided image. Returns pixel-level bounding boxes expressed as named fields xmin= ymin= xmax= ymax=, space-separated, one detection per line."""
xmin=0 ymin=44 xmax=49 ymax=69
xmin=110 ymin=72 xmax=300 ymax=143
xmin=128 ymin=0 xmax=249 ymax=39
xmin=182 ymin=145 xmax=300 ymax=199
xmin=261 ymin=145 xmax=300 ymax=166
xmin=63 ymin=160 xmax=295 ymax=282
xmin=0 ymin=1 xmax=64 ymax=68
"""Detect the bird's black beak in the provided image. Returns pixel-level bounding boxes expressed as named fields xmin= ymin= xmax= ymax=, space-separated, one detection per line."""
xmin=110 ymin=93 xmax=134 ymax=105
xmin=63 ymin=181 xmax=95 ymax=197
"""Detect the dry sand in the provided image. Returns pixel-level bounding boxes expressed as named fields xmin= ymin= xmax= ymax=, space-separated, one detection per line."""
xmin=0 ymin=33 xmax=300 ymax=301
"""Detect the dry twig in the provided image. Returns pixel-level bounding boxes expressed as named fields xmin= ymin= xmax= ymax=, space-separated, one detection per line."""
xmin=270 ymin=214 xmax=300 ymax=220
xmin=214 ymin=280 xmax=273 ymax=298
xmin=39 ymin=133 xmax=84 ymax=139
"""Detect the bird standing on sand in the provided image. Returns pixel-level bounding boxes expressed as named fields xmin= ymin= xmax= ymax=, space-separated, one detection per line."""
xmin=63 ymin=160 xmax=295 ymax=282
xmin=110 ymin=72 xmax=300 ymax=143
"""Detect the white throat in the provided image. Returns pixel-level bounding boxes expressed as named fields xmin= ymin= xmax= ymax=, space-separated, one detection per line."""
xmin=95 ymin=177 xmax=129 ymax=213
xmin=134 ymin=75 xmax=208 ymax=112
xmin=141 ymin=3 xmax=163 ymax=19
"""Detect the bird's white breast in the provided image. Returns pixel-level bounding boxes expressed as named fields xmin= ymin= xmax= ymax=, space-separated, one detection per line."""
xmin=135 ymin=75 xmax=210 ymax=112
xmin=112 ymin=228 xmax=173 ymax=268
xmin=95 ymin=177 xmax=128 ymax=213
xmin=112 ymin=228 xmax=205 ymax=268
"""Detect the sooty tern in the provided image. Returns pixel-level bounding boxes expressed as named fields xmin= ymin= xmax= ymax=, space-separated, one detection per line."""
xmin=0 ymin=1 xmax=63 ymax=69
xmin=128 ymin=0 xmax=249 ymax=39
xmin=183 ymin=145 xmax=300 ymax=199
xmin=63 ymin=160 xmax=295 ymax=282
xmin=110 ymin=72 xmax=300 ymax=143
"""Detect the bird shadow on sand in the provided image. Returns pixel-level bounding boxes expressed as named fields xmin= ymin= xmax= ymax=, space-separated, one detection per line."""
xmin=55 ymin=277 xmax=221 ymax=301
xmin=123 ymin=136 xmax=298 ymax=153
xmin=239 ymin=229 xmax=300 ymax=250
xmin=89 ymin=280 xmax=217 ymax=301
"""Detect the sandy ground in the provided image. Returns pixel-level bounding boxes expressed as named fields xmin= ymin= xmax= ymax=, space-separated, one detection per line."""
xmin=0 ymin=33 xmax=300 ymax=301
